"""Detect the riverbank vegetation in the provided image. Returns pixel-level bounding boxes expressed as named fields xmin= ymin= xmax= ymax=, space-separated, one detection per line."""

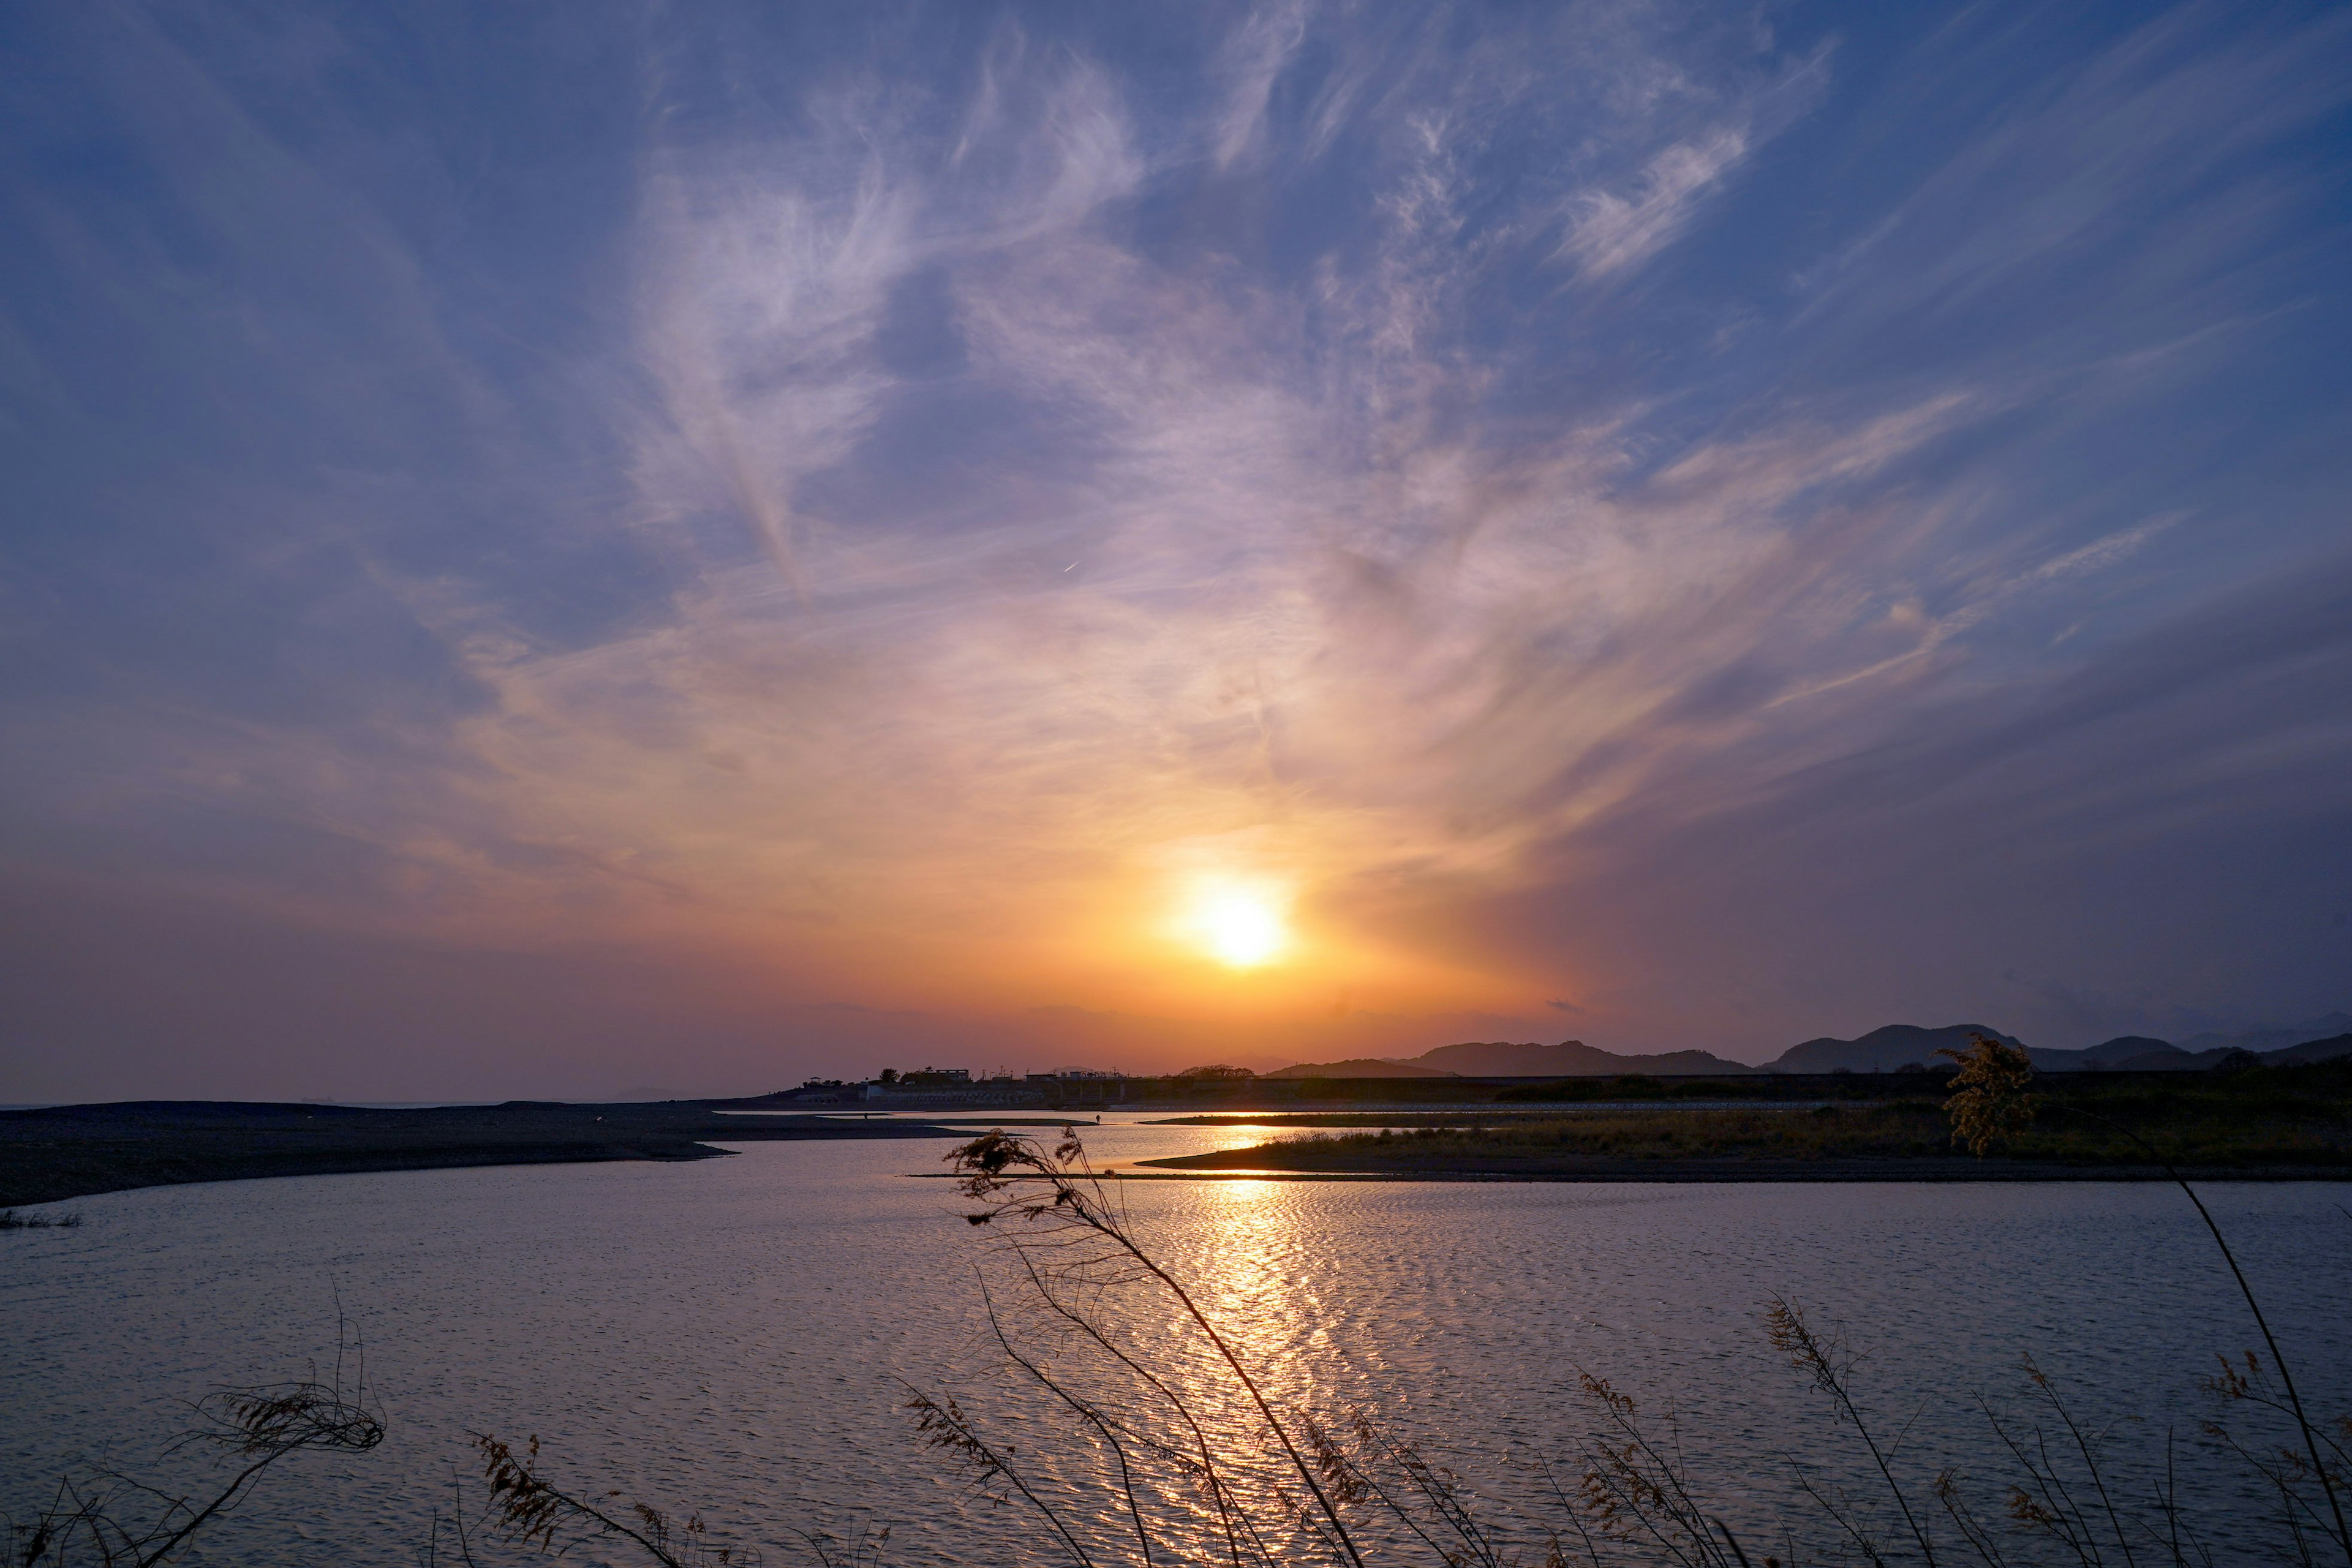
xmin=1148 ymin=1058 xmax=2352 ymax=1177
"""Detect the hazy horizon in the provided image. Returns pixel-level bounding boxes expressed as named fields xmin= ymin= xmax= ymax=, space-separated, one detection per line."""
xmin=6 ymin=1 xmax=2351 ymax=1103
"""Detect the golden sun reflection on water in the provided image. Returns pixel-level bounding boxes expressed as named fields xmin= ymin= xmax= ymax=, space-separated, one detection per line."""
xmin=1187 ymin=1173 xmax=1333 ymax=1392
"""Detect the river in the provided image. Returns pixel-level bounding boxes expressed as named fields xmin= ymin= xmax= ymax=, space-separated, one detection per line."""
xmin=2 ymin=1116 xmax=2345 ymax=1566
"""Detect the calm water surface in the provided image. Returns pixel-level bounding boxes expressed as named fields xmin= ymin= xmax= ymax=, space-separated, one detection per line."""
xmin=2 ymin=1117 xmax=2345 ymax=1565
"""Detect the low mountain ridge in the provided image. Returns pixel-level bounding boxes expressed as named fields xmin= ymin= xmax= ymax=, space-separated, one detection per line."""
xmin=1267 ymin=1039 xmax=1755 ymax=1079
xmin=2032 ymin=1036 xmax=2191 ymax=1071
xmin=1265 ymin=1016 xmax=2352 ymax=1080
xmin=2027 ymin=1013 xmax=2352 ymax=1071
xmin=2272 ymin=1031 xmax=2352 ymax=1065
xmin=1412 ymin=1039 xmax=1758 ymax=1076
xmin=1759 ymin=1020 xmax=2352 ymax=1074
xmin=2178 ymin=1011 xmax=2352 ymax=1058
xmin=1762 ymin=1024 xmax=2022 ymax=1074
xmin=1260 ymin=1057 xmax=1459 ymax=1079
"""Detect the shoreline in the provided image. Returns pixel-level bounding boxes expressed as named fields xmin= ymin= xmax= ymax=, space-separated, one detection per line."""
xmin=1131 ymin=1061 xmax=2352 ymax=1183
xmin=0 ymin=1100 xmax=970 ymax=1208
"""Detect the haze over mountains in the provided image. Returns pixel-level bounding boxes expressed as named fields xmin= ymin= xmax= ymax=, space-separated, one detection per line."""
xmin=1266 ymin=1013 xmax=2352 ymax=1077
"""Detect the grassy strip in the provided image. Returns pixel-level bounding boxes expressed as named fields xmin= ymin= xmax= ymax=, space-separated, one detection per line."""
xmin=1154 ymin=1060 xmax=2352 ymax=1174
xmin=1493 ymin=1071 xmax=1948 ymax=1102
xmin=1142 ymin=1109 xmax=1778 ymax=1128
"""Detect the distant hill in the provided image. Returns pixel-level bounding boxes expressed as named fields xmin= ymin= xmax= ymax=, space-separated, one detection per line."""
xmin=2273 ymin=1031 xmax=2352 ymax=1065
xmin=1261 ymin=1057 xmax=1458 ymax=1079
xmin=2026 ymin=1035 xmax=2185 ymax=1071
xmin=2048 ymin=1028 xmax=2352 ymax=1072
xmin=2177 ymin=1011 xmax=2352 ymax=1058
xmin=1267 ymin=1039 xmax=1755 ymax=1078
xmin=2021 ymin=1014 xmax=2352 ymax=1072
xmin=1266 ymin=1018 xmax=2352 ymax=1082
xmin=1409 ymin=1039 xmax=1758 ymax=1076
xmin=1765 ymin=1016 xmax=2347 ymax=1074
xmin=1763 ymin=1024 xmax=2024 ymax=1074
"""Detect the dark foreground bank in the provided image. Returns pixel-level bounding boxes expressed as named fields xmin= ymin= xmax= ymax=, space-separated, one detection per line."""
xmin=0 ymin=1099 xmax=967 ymax=1207
xmin=1143 ymin=1057 xmax=2352 ymax=1181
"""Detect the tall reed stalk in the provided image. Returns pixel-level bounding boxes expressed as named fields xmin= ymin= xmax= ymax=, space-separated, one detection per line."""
xmin=1943 ymin=1034 xmax=2350 ymax=1566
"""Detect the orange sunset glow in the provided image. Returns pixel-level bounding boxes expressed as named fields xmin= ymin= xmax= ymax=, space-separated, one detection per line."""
xmin=7 ymin=12 xmax=2352 ymax=1568
xmin=2 ymin=0 xmax=2346 ymax=1108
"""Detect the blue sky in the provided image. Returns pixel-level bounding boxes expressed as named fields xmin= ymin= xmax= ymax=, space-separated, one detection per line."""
xmin=4 ymin=1 xmax=2350 ymax=1098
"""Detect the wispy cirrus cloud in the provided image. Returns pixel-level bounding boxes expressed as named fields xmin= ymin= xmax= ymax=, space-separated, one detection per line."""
xmin=3 ymin=1 xmax=2350 ymax=1096
xmin=1556 ymin=128 xmax=1750 ymax=279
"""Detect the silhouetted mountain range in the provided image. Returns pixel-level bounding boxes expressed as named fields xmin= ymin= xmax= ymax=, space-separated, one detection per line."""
xmin=1265 ymin=1039 xmax=1757 ymax=1077
xmin=2176 ymin=1011 xmax=2352 ymax=1057
xmin=1765 ymin=1023 xmax=2021 ymax=1074
xmin=1259 ymin=1057 xmax=1462 ymax=1078
xmin=1266 ymin=1012 xmax=2352 ymax=1077
xmin=2035 ymin=1014 xmax=2352 ymax=1071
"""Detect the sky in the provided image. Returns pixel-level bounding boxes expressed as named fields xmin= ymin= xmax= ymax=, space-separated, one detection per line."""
xmin=3 ymin=1 xmax=2350 ymax=1101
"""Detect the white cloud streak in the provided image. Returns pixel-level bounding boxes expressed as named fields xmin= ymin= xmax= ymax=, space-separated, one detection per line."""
xmin=375 ymin=32 xmax=1988 ymax=967
xmin=13 ymin=0 xmax=2348 ymax=1068
xmin=109 ymin=10 xmax=2156 ymax=970
xmin=1556 ymin=127 xmax=1748 ymax=279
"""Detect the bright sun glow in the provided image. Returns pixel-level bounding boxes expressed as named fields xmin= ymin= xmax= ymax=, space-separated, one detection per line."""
xmin=1179 ymin=881 xmax=1292 ymax=968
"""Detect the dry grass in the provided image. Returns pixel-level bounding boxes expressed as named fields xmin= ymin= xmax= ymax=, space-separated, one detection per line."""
xmin=1253 ymin=1105 xmax=1954 ymax=1166
xmin=7 ymin=1320 xmax=382 ymax=1568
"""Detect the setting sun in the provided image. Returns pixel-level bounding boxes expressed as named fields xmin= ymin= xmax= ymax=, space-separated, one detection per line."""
xmin=1179 ymin=881 xmax=1292 ymax=968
